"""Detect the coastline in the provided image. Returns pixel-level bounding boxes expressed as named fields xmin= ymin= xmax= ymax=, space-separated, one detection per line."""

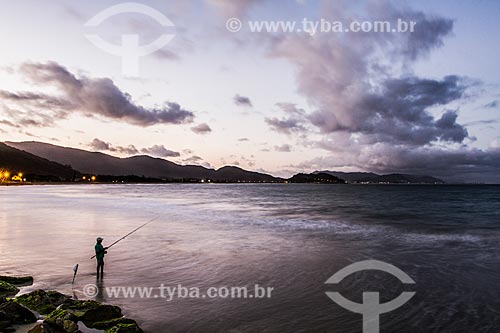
xmin=0 ymin=275 xmax=143 ymax=333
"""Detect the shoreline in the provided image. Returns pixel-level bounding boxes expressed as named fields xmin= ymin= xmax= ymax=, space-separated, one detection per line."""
xmin=1 ymin=182 xmax=498 ymax=186
xmin=0 ymin=275 xmax=144 ymax=333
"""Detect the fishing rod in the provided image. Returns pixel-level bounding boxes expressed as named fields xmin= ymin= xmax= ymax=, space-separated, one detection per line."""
xmin=72 ymin=215 xmax=159 ymax=284
xmin=89 ymin=215 xmax=160 ymax=259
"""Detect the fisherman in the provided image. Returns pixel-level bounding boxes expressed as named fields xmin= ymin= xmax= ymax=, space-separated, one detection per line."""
xmin=95 ymin=237 xmax=108 ymax=278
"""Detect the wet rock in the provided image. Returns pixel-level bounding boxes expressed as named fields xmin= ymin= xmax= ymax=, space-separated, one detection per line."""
xmin=0 ymin=276 xmax=34 ymax=286
xmin=105 ymin=322 xmax=144 ymax=333
xmin=0 ymin=281 xmax=19 ymax=298
xmin=44 ymin=308 xmax=79 ymax=333
xmin=0 ymin=301 xmax=37 ymax=324
xmin=27 ymin=323 xmax=44 ymax=333
xmin=0 ymin=319 xmax=15 ymax=333
xmin=15 ymin=290 xmax=70 ymax=314
xmin=81 ymin=304 xmax=122 ymax=328
xmin=92 ymin=317 xmax=138 ymax=330
xmin=60 ymin=299 xmax=101 ymax=318
xmin=28 ymin=322 xmax=71 ymax=333
xmin=0 ymin=325 xmax=16 ymax=333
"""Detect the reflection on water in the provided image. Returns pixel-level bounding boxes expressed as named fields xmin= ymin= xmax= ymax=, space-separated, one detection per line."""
xmin=1 ymin=184 xmax=500 ymax=332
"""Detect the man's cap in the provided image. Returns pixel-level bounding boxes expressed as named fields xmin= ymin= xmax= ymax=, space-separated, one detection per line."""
xmin=96 ymin=237 xmax=103 ymax=241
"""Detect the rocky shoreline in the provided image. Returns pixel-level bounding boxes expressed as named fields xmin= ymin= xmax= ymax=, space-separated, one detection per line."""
xmin=0 ymin=276 xmax=143 ymax=333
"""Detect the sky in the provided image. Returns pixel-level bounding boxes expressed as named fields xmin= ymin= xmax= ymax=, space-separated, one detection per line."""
xmin=0 ymin=0 xmax=499 ymax=182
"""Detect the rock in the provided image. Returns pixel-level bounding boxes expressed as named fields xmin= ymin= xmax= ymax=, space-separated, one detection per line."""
xmin=105 ymin=322 xmax=144 ymax=333
xmin=0 ymin=301 xmax=37 ymax=324
xmin=0 ymin=320 xmax=12 ymax=329
xmin=92 ymin=317 xmax=138 ymax=330
xmin=81 ymin=304 xmax=122 ymax=328
xmin=0 ymin=276 xmax=34 ymax=286
xmin=60 ymin=299 xmax=101 ymax=318
xmin=0 ymin=281 xmax=19 ymax=298
xmin=27 ymin=323 xmax=44 ymax=333
xmin=0 ymin=326 xmax=16 ymax=333
xmin=44 ymin=308 xmax=79 ymax=333
xmin=0 ymin=319 xmax=15 ymax=333
xmin=14 ymin=290 xmax=70 ymax=314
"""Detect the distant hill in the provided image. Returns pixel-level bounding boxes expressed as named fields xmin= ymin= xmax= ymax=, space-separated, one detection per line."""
xmin=288 ymin=172 xmax=345 ymax=183
xmin=0 ymin=143 xmax=76 ymax=181
xmin=315 ymin=170 xmax=444 ymax=184
xmin=5 ymin=141 xmax=278 ymax=182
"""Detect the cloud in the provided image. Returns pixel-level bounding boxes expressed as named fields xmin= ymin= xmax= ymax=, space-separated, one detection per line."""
xmin=484 ymin=100 xmax=499 ymax=108
xmin=89 ymin=138 xmax=111 ymax=151
xmin=0 ymin=62 xmax=195 ymax=127
xmin=91 ymin=140 xmax=181 ymax=158
xmin=265 ymin=118 xmax=304 ymax=134
xmin=191 ymin=123 xmax=212 ymax=134
xmin=154 ymin=49 xmax=181 ymax=61
xmin=89 ymin=138 xmax=139 ymax=155
xmin=141 ymin=145 xmax=180 ymax=158
xmin=266 ymin=3 xmax=467 ymax=146
xmin=115 ymin=145 xmax=140 ymax=155
xmin=238 ymin=137 xmax=249 ymax=141
xmin=274 ymin=144 xmax=292 ymax=152
xmin=291 ymin=144 xmax=500 ymax=183
xmin=265 ymin=103 xmax=308 ymax=134
xmin=0 ymin=119 xmax=19 ymax=128
xmin=182 ymin=155 xmax=212 ymax=168
xmin=233 ymin=94 xmax=253 ymax=107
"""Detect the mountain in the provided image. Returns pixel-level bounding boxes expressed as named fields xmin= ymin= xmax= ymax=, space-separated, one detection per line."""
xmin=315 ymin=170 xmax=444 ymax=184
xmin=288 ymin=172 xmax=345 ymax=183
xmin=0 ymin=143 xmax=77 ymax=181
xmin=5 ymin=141 xmax=278 ymax=182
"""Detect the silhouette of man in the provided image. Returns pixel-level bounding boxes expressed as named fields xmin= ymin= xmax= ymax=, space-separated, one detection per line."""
xmin=95 ymin=237 xmax=108 ymax=278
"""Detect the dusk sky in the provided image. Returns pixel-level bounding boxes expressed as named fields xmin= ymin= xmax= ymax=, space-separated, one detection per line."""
xmin=1 ymin=0 xmax=499 ymax=182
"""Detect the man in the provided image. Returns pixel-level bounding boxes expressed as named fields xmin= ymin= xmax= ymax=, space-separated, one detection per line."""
xmin=95 ymin=237 xmax=108 ymax=278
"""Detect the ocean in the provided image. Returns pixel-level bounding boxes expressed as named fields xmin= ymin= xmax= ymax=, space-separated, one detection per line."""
xmin=1 ymin=184 xmax=500 ymax=332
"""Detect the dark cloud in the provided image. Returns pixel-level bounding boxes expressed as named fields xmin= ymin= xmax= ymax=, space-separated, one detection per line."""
xmin=291 ymin=143 xmax=500 ymax=183
xmin=266 ymin=117 xmax=305 ymax=134
xmin=182 ymin=155 xmax=212 ymax=168
xmin=154 ymin=49 xmax=181 ymax=61
xmin=233 ymin=94 xmax=253 ymax=107
xmin=267 ymin=3 xmax=466 ymax=146
xmin=141 ymin=145 xmax=180 ymax=158
xmin=0 ymin=62 xmax=195 ymax=127
xmin=484 ymin=100 xmax=499 ymax=108
xmin=318 ymin=76 xmax=470 ymax=145
xmin=114 ymin=145 xmax=140 ymax=155
xmin=89 ymin=138 xmax=139 ymax=155
xmin=274 ymin=144 xmax=292 ymax=152
xmin=265 ymin=103 xmax=308 ymax=134
xmin=191 ymin=123 xmax=212 ymax=134
xmin=89 ymin=138 xmax=111 ymax=151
